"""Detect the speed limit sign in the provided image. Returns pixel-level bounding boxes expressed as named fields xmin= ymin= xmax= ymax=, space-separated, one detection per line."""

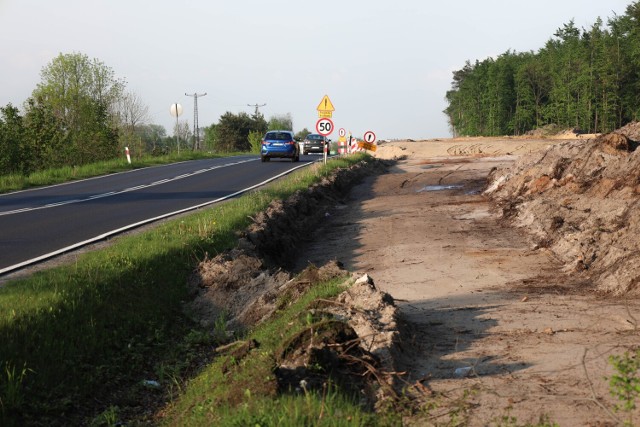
xmin=363 ymin=130 xmax=377 ymax=143
xmin=338 ymin=128 xmax=346 ymax=137
xmin=316 ymin=118 xmax=334 ymax=136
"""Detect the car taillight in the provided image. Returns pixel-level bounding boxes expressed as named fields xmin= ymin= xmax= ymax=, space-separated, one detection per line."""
xmin=287 ymin=139 xmax=295 ymax=145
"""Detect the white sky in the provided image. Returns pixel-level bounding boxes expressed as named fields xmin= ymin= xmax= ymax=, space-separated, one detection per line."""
xmin=0 ymin=0 xmax=632 ymax=140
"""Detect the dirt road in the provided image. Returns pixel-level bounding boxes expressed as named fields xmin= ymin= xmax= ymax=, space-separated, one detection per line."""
xmin=295 ymin=138 xmax=640 ymax=426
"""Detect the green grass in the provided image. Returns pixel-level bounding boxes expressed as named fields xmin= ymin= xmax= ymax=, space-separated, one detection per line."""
xmin=0 ymin=153 xmax=371 ymax=426
xmin=162 ymin=277 xmax=399 ymax=427
xmin=0 ymin=150 xmax=246 ymax=193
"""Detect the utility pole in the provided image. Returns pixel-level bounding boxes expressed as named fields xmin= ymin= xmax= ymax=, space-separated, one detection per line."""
xmin=185 ymin=92 xmax=207 ymax=150
xmin=247 ymin=103 xmax=266 ymax=116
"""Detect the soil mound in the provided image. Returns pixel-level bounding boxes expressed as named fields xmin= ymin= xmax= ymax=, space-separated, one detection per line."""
xmin=186 ymin=159 xmax=388 ymax=331
xmin=275 ymin=274 xmax=400 ymax=409
xmin=486 ymin=122 xmax=640 ymax=295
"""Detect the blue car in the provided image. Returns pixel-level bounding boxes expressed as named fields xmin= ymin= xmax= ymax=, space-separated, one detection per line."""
xmin=261 ymin=130 xmax=300 ymax=162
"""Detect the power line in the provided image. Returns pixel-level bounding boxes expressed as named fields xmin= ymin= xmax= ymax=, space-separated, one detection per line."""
xmin=186 ymin=92 xmax=207 ymax=150
xmin=247 ymin=103 xmax=266 ymax=116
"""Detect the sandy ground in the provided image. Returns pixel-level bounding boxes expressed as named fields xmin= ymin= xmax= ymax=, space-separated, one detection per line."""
xmin=295 ymin=137 xmax=640 ymax=426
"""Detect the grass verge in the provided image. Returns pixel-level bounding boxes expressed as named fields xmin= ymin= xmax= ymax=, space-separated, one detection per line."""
xmin=0 ymin=153 xmax=371 ymax=426
xmin=0 ymin=151 xmax=245 ymax=194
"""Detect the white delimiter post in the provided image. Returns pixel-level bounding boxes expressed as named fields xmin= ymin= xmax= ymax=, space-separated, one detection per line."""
xmin=324 ymin=140 xmax=328 ymax=165
xmin=125 ymin=147 xmax=131 ymax=164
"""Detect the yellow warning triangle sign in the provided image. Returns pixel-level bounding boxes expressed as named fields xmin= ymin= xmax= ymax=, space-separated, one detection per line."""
xmin=316 ymin=95 xmax=335 ymax=112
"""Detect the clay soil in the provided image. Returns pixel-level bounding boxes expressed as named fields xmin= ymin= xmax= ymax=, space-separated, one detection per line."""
xmin=293 ymin=136 xmax=640 ymax=426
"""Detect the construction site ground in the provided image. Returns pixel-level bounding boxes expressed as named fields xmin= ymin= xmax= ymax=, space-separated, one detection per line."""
xmin=292 ymin=136 xmax=640 ymax=426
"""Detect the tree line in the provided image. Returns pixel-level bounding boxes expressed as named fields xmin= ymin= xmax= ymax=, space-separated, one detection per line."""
xmin=0 ymin=52 xmax=302 ymax=176
xmin=444 ymin=1 xmax=640 ymax=137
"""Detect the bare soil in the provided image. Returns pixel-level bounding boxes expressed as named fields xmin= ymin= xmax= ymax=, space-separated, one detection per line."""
xmin=289 ymin=136 xmax=640 ymax=426
xmin=188 ymin=131 xmax=640 ymax=425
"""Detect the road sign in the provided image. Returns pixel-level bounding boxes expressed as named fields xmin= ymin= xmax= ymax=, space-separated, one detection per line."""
xmin=316 ymin=118 xmax=334 ymax=136
xmin=363 ymin=130 xmax=377 ymax=144
xmin=316 ymin=95 xmax=335 ymax=118
xmin=170 ymin=103 xmax=183 ymax=117
xmin=358 ymin=141 xmax=377 ymax=152
xmin=338 ymin=128 xmax=346 ymax=137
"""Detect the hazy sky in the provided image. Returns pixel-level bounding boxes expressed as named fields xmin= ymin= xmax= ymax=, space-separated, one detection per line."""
xmin=0 ymin=0 xmax=632 ymax=140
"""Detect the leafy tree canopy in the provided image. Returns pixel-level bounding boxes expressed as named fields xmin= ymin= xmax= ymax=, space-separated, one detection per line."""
xmin=268 ymin=113 xmax=293 ymax=131
xmin=214 ymin=112 xmax=267 ymax=152
xmin=444 ymin=1 xmax=640 ymax=137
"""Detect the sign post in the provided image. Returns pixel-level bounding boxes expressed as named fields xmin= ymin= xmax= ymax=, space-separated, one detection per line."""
xmin=170 ymin=103 xmax=183 ymax=154
xmin=316 ymin=117 xmax=334 ymax=164
xmin=338 ymin=128 xmax=347 ymax=155
xmin=315 ymin=95 xmax=335 ymax=163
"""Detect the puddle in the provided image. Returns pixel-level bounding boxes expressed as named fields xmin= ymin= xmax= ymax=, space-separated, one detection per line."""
xmin=417 ymin=185 xmax=463 ymax=193
xmin=420 ymin=165 xmax=442 ymax=170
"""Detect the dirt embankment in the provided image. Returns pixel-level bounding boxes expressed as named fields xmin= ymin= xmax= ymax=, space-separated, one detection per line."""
xmin=186 ymin=159 xmax=402 ymax=408
xmin=486 ymin=122 xmax=640 ymax=295
xmin=186 ymin=159 xmax=389 ymax=331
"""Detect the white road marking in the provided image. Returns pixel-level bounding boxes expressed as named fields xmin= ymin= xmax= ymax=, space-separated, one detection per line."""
xmin=0 ymin=158 xmax=258 ymax=216
xmin=0 ymin=161 xmax=311 ymax=275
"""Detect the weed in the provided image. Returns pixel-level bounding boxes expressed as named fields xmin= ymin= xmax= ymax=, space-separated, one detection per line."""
xmin=89 ymin=405 xmax=119 ymax=427
xmin=212 ymin=311 xmax=230 ymax=343
xmin=0 ymin=362 xmax=32 ymax=412
xmin=491 ymin=412 xmax=559 ymax=426
xmin=608 ymin=348 xmax=640 ymax=426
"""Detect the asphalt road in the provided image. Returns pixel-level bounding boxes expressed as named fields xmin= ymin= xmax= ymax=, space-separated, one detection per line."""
xmin=0 ymin=154 xmax=319 ymax=275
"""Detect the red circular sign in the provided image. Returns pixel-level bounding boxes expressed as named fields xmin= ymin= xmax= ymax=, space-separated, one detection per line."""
xmin=363 ymin=130 xmax=376 ymax=143
xmin=338 ymin=128 xmax=346 ymax=137
xmin=316 ymin=118 xmax=334 ymax=136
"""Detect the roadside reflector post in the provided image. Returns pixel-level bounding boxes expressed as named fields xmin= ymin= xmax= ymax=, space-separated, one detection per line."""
xmin=125 ymin=146 xmax=131 ymax=164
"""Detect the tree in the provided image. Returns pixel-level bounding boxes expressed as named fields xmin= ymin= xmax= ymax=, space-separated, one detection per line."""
xmin=268 ymin=113 xmax=293 ymax=131
xmin=444 ymin=7 xmax=640 ymax=137
xmin=214 ymin=112 xmax=267 ymax=152
xmin=136 ymin=124 xmax=167 ymax=155
xmin=295 ymin=128 xmax=311 ymax=140
xmin=34 ymin=53 xmax=124 ymax=131
xmin=512 ymin=52 xmax=550 ymax=133
xmin=173 ymin=120 xmax=191 ymax=153
xmin=22 ymin=97 xmax=69 ymax=171
xmin=31 ymin=52 xmax=124 ymax=164
xmin=115 ymin=91 xmax=149 ymax=157
xmin=203 ymin=123 xmax=218 ymax=152
xmin=0 ymin=104 xmax=24 ymax=174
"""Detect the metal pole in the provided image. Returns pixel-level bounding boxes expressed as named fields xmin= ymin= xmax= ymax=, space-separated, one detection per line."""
xmin=186 ymin=93 xmax=207 ymax=150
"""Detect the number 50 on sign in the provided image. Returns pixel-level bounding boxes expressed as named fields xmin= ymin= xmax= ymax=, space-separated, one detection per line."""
xmin=316 ymin=118 xmax=334 ymax=136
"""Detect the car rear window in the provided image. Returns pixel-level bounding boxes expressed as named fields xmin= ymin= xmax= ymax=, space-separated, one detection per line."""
xmin=307 ymin=134 xmax=323 ymax=141
xmin=265 ymin=132 xmax=292 ymax=141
